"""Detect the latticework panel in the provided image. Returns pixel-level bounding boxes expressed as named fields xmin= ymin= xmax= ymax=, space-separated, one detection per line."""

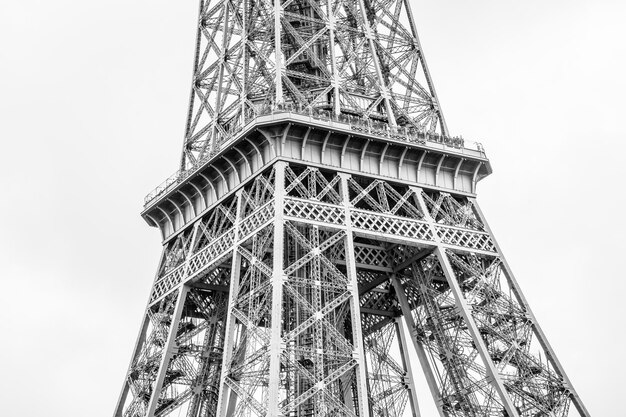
xmin=421 ymin=191 xmax=484 ymax=231
xmin=397 ymin=257 xmax=511 ymax=416
xmin=220 ymin=225 xmax=275 ymax=417
xmin=120 ymin=263 xmax=232 ymax=417
xmin=352 ymin=209 xmax=433 ymax=242
xmin=241 ymin=168 xmax=276 ymax=218
xmin=285 ymin=165 xmax=342 ymax=205
xmin=148 ymin=288 xmax=229 ymax=417
xmin=392 ymin=250 xmax=574 ymax=417
xmin=180 ymin=0 xmax=447 ymax=168
xmin=364 ymin=322 xmax=411 ymax=417
xmin=445 ymin=251 xmax=572 ymax=416
xmin=279 ymin=222 xmax=362 ymax=416
xmin=348 ymin=176 xmax=424 ymax=220
xmin=285 ymin=197 xmax=346 ymax=226
xmin=122 ymin=293 xmax=180 ymax=416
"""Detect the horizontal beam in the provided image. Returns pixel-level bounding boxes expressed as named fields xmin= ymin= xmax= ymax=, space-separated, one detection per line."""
xmin=359 ymin=275 xmax=391 ymax=295
xmin=361 ymin=307 xmax=397 ymax=317
xmin=393 ymin=248 xmax=435 ymax=272
xmin=190 ymin=282 xmax=230 ymax=293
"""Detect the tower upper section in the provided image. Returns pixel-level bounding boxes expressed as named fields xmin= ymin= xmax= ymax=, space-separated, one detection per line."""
xmin=180 ymin=0 xmax=448 ymax=170
xmin=142 ymin=0 xmax=492 ymax=240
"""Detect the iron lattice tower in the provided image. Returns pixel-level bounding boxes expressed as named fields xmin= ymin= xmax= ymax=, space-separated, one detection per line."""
xmin=115 ymin=0 xmax=590 ymax=416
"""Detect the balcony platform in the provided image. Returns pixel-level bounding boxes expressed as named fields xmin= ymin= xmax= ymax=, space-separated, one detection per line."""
xmin=141 ymin=110 xmax=492 ymax=241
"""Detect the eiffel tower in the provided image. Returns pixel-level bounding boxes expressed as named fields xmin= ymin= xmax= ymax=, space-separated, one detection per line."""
xmin=114 ymin=0 xmax=590 ymax=416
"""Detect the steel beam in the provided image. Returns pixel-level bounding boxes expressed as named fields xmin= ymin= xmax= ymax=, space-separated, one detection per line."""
xmin=390 ymin=274 xmax=446 ymax=417
xmin=434 ymin=247 xmax=520 ymax=417
xmin=267 ymin=161 xmax=286 ymax=416
xmin=113 ymin=313 xmax=150 ymax=417
xmin=395 ymin=317 xmax=422 ymax=417
xmin=273 ymin=0 xmax=284 ymax=105
xmin=340 ymin=173 xmax=372 ymax=417
xmin=216 ymin=190 xmax=243 ymax=417
xmin=145 ymin=285 xmax=190 ymax=416
xmin=113 ymin=246 xmax=171 ymax=417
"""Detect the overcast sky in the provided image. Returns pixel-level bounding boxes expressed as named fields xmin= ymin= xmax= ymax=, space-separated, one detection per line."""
xmin=0 ymin=0 xmax=623 ymax=415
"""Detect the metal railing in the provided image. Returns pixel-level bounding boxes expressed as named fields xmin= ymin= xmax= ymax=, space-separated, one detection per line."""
xmin=144 ymin=106 xmax=485 ymax=206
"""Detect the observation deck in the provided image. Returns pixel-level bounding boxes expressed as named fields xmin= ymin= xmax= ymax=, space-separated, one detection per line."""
xmin=141 ymin=107 xmax=492 ymax=240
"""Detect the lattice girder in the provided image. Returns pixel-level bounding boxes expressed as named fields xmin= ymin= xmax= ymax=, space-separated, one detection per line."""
xmin=397 ymin=258 xmax=511 ymax=416
xmin=119 ymin=161 xmax=589 ymax=417
xmin=119 ymin=267 xmax=232 ymax=417
xmin=445 ymin=251 xmax=572 ymax=416
xmin=364 ymin=322 xmax=411 ymax=417
xmin=220 ymin=225 xmax=275 ymax=417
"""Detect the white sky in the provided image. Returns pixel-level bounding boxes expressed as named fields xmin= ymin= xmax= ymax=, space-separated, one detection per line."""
xmin=0 ymin=0 xmax=623 ymax=415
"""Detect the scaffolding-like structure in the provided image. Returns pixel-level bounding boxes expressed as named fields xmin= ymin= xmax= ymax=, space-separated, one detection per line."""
xmin=114 ymin=0 xmax=590 ymax=416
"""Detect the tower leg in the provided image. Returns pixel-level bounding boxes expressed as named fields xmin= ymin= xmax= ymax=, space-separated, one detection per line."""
xmin=470 ymin=199 xmax=591 ymax=417
xmin=146 ymin=285 xmax=190 ymax=416
xmin=395 ymin=317 xmax=422 ymax=417
xmin=121 ymin=161 xmax=590 ymax=416
xmin=267 ymin=161 xmax=286 ymax=416
xmin=216 ymin=190 xmax=243 ymax=417
xmin=114 ymin=314 xmax=150 ymax=417
xmin=390 ymin=274 xmax=446 ymax=417
xmin=113 ymin=247 xmax=179 ymax=417
xmin=340 ymin=173 xmax=372 ymax=417
xmin=435 ymin=247 xmax=520 ymax=417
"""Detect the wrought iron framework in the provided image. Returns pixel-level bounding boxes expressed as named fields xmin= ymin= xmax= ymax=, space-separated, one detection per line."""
xmin=114 ymin=0 xmax=590 ymax=416
xmin=179 ymin=0 xmax=447 ymax=170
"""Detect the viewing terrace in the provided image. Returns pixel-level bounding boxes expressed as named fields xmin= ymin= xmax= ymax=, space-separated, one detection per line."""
xmin=144 ymin=105 xmax=486 ymax=207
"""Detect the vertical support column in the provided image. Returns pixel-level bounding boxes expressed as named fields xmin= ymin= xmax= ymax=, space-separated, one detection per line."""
xmin=210 ymin=0 xmax=230 ymax=155
xmin=400 ymin=0 xmax=449 ymax=136
xmin=394 ymin=317 xmax=421 ymax=417
xmin=240 ymin=0 xmax=248 ymax=125
xmin=273 ymin=0 xmax=284 ymax=105
xmin=311 ymin=226 xmax=325 ymax=410
xmin=326 ymin=3 xmax=341 ymax=116
xmin=339 ymin=304 xmax=356 ymax=414
xmin=180 ymin=0 xmax=205 ymax=171
xmin=216 ymin=190 xmax=243 ymax=417
xmin=390 ymin=275 xmax=445 ymax=417
xmin=267 ymin=161 xmax=287 ymax=416
xmin=470 ymin=199 xmax=591 ymax=417
xmin=434 ymin=247 xmax=520 ymax=417
xmin=411 ymin=186 xmax=431 ymax=223
xmin=146 ymin=284 xmax=191 ymax=416
xmin=355 ymin=0 xmax=396 ymax=126
xmin=339 ymin=173 xmax=371 ymax=417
